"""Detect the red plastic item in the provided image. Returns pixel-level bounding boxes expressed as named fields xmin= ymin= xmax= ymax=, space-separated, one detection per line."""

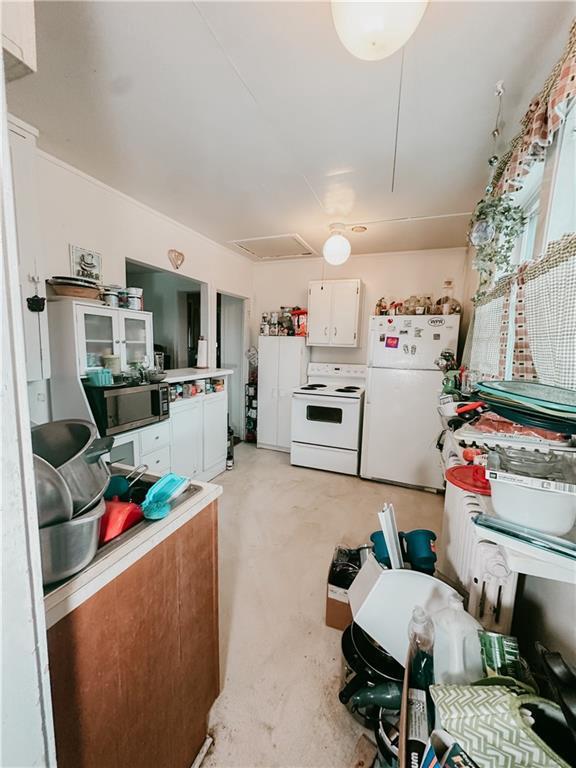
xmin=99 ymin=498 xmax=143 ymax=545
xmin=456 ymin=401 xmax=485 ymax=415
xmin=445 ymin=465 xmax=491 ymax=496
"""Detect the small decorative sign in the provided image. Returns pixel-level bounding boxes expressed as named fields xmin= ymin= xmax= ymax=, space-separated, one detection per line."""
xmin=168 ymin=249 xmax=185 ymax=270
xmin=70 ymin=244 xmax=102 ymax=282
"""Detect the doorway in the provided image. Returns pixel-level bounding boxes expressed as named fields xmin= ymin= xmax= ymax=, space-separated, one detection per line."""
xmin=217 ymin=292 xmax=246 ymax=440
xmin=126 ymin=261 xmax=204 ymax=369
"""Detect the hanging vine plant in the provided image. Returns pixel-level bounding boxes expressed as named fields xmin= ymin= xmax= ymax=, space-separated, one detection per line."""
xmin=469 ymin=192 xmax=527 ymax=300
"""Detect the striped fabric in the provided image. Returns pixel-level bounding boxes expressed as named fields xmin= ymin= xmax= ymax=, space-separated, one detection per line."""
xmin=494 ymin=20 xmax=576 ymax=194
xmin=431 ymin=685 xmax=571 ymax=768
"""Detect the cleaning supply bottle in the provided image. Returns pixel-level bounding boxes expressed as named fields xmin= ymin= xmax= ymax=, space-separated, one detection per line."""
xmin=407 ymin=606 xmax=435 ymax=767
xmin=433 ymin=594 xmax=484 ymax=685
xmin=408 ymin=605 xmax=435 ymax=689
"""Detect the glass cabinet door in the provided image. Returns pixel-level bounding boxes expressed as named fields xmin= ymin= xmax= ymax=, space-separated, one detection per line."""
xmin=120 ymin=312 xmax=153 ymax=368
xmin=78 ymin=307 xmax=119 ymax=372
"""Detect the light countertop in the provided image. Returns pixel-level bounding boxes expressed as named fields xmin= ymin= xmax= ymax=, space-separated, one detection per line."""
xmin=44 ymin=477 xmax=222 ymax=629
xmin=163 ymin=367 xmax=234 ymax=383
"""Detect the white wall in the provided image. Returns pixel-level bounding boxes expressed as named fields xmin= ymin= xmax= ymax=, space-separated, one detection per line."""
xmin=36 ymin=151 xmax=254 ymax=298
xmin=253 ymin=247 xmax=469 ymax=364
xmin=25 ymin=148 xmax=254 ymax=418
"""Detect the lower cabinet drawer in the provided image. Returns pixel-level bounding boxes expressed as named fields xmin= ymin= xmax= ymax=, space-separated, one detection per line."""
xmin=140 ymin=421 xmax=170 ymax=454
xmin=141 ymin=444 xmax=171 ymax=474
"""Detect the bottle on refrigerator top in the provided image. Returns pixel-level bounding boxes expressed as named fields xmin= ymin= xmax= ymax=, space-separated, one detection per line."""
xmin=433 ymin=594 xmax=483 ymax=685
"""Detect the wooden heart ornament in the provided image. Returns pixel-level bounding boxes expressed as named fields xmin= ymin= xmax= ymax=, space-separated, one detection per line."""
xmin=168 ymin=249 xmax=185 ymax=270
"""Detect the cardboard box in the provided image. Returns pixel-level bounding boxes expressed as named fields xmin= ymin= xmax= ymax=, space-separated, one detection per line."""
xmin=325 ymin=546 xmax=361 ymax=631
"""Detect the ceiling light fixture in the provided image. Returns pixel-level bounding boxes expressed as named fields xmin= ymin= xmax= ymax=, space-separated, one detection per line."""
xmin=323 ymin=224 xmax=351 ymax=266
xmin=351 ymin=225 xmax=367 ymax=233
xmin=331 ymin=1 xmax=428 ymax=61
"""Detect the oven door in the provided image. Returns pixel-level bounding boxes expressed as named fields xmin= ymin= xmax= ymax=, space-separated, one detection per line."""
xmin=104 ymin=384 xmax=162 ymax=435
xmin=291 ymin=394 xmax=360 ymax=450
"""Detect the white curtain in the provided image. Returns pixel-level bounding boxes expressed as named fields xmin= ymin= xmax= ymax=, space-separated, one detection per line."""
xmin=523 ymin=235 xmax=576 ymax=390
xmin=469 ymin=296 xmax=505 ymax=379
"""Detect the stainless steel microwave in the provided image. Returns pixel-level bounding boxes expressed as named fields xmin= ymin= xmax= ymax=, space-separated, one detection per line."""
xmin=84 ymin=382 xmax=170 ymax=437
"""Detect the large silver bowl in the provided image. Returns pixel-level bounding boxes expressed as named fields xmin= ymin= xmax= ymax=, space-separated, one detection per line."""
xmin=39 ymin=498 xmax=106 ymax=585
xmin=31 ymin=420 xmax=113 ymax=515
xmin=33 ymin=455 xmax=74 ymax=527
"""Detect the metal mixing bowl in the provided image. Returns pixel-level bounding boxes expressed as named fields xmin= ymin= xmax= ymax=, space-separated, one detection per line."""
xmin=39 ymin=498 xmax=106 ymax=585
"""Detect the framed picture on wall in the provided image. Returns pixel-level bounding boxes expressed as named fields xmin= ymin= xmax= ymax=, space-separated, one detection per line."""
xmin=69 ymin=244 xmax=102 ymax=282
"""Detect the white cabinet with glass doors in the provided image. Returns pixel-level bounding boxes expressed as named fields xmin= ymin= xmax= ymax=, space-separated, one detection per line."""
xmin=75 ymin=304 xmax=154 ymax=374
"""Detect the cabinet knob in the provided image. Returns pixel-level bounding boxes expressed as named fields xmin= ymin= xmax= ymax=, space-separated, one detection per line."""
xmin=334 ymin=327 xmax=337 ymax=337
xmin=324 ymin=326 xmax=328 ymax=336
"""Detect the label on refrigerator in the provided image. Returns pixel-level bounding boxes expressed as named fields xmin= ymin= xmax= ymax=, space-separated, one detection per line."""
xmin=385 ymin=336 xmax=399 ymax=348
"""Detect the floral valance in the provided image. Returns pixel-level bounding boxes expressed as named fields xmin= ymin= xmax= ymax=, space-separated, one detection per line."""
xmin=492 ymin=18 xmax=576 ymax=195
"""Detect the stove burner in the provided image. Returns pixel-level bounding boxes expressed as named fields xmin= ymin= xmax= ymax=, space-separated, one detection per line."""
xmin=301 ymin=384 xmax=327 ymax=390
xmin=336 ymin=386 xmax=360 ymax=392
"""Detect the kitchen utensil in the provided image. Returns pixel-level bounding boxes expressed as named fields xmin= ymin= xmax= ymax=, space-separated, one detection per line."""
xmin=33 ymin=455 xmax=74 ymax=527
xmin=486 ymin=451 xmax=576 ymax=535
xmin=48 ymin=283 xmax=101 ymax=300
xmin=445 ymin=465 xmax=492 ymax=496
xmin=101 ymin=354 xmax=121 ymax=375
xmin=148 ymin=371 xmax=167 ymax=383
xmin=50 ymin=275 xmax=99 ymax=286
xmin=102 ymin=289 xmax=119 ymax=308
xmin=473 ymin=514 xmax=576 ymax=559
xmin=104 ymin=465 xmax=148 ymax=501
xmin=477 ymin=381 xmax=576 ymax=413
xmin=31 ymin=420 xmax=113 ymax=515
xmin=340 ymin=622 xmax=404 ymax=728
xmin=88 ymin=369 xmax=113 ymax=386
xmin=99 ymin=498 xmax=143 ymax=544
xmin=39 ymin=497 xmax=106 ymax=585
xmin=141 ymin=473 xmax=190 ymax=520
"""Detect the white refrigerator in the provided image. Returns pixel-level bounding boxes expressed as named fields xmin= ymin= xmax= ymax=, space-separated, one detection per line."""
xmin=360 ymin=314 xmax=460 ymax=489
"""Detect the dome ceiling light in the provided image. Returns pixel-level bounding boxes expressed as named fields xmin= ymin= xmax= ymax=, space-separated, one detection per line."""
xmin=331 ymin=1 xmax=428 ymax=62
xmin=323 ymin=223 xmax=352 ymax=266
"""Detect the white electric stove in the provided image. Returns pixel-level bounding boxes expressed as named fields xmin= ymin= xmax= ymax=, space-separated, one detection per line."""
xmin=290 ymin=363 xmax=366 ymax=475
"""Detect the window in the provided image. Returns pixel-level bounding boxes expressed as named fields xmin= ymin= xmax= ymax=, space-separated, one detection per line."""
xmin=547 ymin=101 xmax=576 ymax=242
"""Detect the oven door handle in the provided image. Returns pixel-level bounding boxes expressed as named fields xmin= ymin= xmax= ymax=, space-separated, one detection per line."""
xmin=292 ymin=394 xmax=357 ymax=406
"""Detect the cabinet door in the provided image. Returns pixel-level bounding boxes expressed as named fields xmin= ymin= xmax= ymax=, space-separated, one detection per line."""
xmin=203 ymin=393 xmax=227 ymax=471
xmin=75 ymin=305 xmax=120 ymax=374
xmin=277 ymin=338 xmax=306 ymax=450
xmin=307 ymin=282 xmax=332 ymax=346
xmin=120 ymin=310 xmax=154 ymax=369
xmin=170 ymin=401 xmax=203 ymax=478
xmin=256 ymin=337 xmax=279 ymax=447
xmin=330 ymin=280 xmax=360 ymax=346
xmin=8 ymin=122 xmax=49 ymax=381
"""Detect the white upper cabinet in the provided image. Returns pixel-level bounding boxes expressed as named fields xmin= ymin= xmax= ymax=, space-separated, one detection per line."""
xmin=307 ymin=279 xmax=362 ymax=347
xmin=307 ymin=281 xmax=332 ymax=345
xmin=8 ymin=117 xmax=50 ymax=382
xmin=74 ymin=303 xmax=154 ymax=375
xmin=119 ymin=310 xmax=154 ymax=370
xmin=2 ymin=0 xmax=37 ymax=81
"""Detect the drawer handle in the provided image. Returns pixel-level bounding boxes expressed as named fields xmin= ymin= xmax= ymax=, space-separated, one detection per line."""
xmin=155 ymin=460 xmax=160 ymax=465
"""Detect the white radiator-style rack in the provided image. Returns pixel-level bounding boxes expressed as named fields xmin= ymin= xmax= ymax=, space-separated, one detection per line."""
xmin=436 ymin=475 xmax=518 ymax=634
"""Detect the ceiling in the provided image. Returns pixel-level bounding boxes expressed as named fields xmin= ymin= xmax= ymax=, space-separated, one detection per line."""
xmin=7 ymin=1 xmax=574 ymax=258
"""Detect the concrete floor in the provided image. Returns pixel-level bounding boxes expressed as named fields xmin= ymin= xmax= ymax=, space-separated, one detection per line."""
xmin=204 ymin=444 xmax=443 ymax=768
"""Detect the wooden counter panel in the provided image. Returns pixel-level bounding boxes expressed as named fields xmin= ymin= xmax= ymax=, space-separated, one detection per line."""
xmin=47 ymin=501 xmax=219 ymax=768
